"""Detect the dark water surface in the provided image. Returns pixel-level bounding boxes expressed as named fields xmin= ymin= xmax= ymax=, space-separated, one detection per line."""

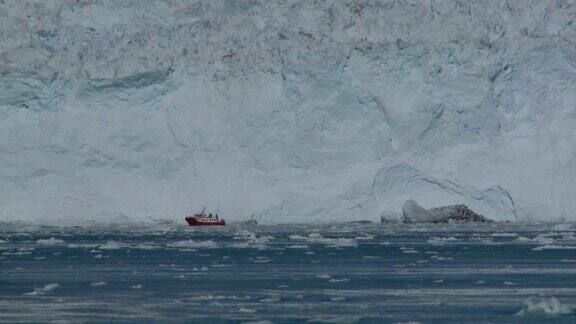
xmin=1 ymin=222 xmax=575 ymax=323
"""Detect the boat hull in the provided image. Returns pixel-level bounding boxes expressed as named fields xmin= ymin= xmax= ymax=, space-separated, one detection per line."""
xmin=185 ymin=217 xmax=225 ymax=226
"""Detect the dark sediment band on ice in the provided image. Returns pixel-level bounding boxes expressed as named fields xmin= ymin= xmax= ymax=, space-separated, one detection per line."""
xmin=400 ymin=199 xmax=493 ymax=224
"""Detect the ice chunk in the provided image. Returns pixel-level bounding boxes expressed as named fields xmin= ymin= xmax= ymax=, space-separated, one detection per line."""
xmin=354 ymin=234 xmax=374 ymax=240
xmin=287 ymin=233 xmax=357 ymax=247
xmin=99 ymin=241 xmax=125 ymax=250
xmin=516 ymin=297 xmax=573 ymax=316
xmin=287 ymin=244 xmax=309 ymax=249
xmin=552 ymin=224 xmax=573 ymax=231
xmin=328 ymin=278 xmax=349 ymax=283
xmin=532 ymin=245 xmax=576 ymax=251
xmin=491 ymin=233 xmax=518 ymax=237
xmin=402 ymin=199 xmax=433 ymax=223
xmin=90 ymin=281 xmax=107 ymax=287
xmin=36 ymin=238 xmax=64 ymax=245
xmin=24 ymin=283 xmax=59 ymax=296
xmin=167 ymin=240 xmax=218 ymax=249
xmin=39 ymin=283 xmax=59 ymax=292
xmin=133 ymin=244 xmax=156 ymax=250
xmin=403 ymin=199 xmax=492 ymax=223
xmin=428 ymin=236 xmax=457 ymax=244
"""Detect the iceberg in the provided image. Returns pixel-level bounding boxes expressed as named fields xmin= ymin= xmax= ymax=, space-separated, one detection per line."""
xmin=402 ymin=199 xmax=491 ymax=223
xmin=427 ymin=205 xmax=492 ymax=223
xmin=516 ymin=297 xmax=573 ymax=316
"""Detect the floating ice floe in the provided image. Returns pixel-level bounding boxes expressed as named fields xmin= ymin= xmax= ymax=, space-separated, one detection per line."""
xmin=427 ymin=236 xmax=457 ymax=244
xmin=288 ymin=233 xmax=358 ymax=248
xmin=194 ymin=294 xmax=251 ymax=301
xmin=230 ymin=231 xmax=273 ymax=249
xmin=133 ymin=244 xmax=156 ymax=250
xmin=36 ymin=238 xmax=64 ymax=245
xmin=99 ymin=241 xmax=126 ymax=250
xmin=328 ymin=278 xmax=349 ymax=283
xmin=316 ymin=274 xmax=332 ymax=279
xmin=90 ymin=281 xmax=107 ymax=287
xmin=253 ymin=256 xmax=270 ymax=263
xmin=68 ymin=243 xmax=99 ymax=249
xmin=167 ymin=240 xmax=219 ymax=249
xmin=552 ymin=224 xmax=573 ymax=231
xmin=287 ymin=244 xmax=308 ymax=249
xmin=259 ymin=296 xmax=281 ymax=303
xmin=240 ymin=320 xmax=274 ymax=324
xmin=354 ymin=234 xmax=374 ymax=241
xmin=516 ymin=297 xmax=573 ymax=316
xmin=400 ymin=246 xmax=419 ymax=254
xmin=532 ymin=244 xmax=576 ymax=251
xmin=306 ymin=316 xmax=362 ymax=323
xmin=491 ymin=233 xmax=518 ymax=237
xmin=517 ymin=236 xmax=554 ymax=244
xmin=233 ymin=230 xmax=256 ymax=240
xmin=24 ymin=283 xmax=59 ymax=296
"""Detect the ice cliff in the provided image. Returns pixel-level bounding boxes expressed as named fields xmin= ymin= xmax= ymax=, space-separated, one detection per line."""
xmin=1 ymin=0 xmax=575 ymax=223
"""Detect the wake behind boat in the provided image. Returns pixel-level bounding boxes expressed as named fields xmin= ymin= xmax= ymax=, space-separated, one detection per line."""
xmin=185 ymin=208 xmax=225 ymax=226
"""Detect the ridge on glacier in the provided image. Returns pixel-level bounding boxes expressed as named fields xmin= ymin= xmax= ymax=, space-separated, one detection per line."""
xmin=0 ymin=1 xmax=575 ymax=223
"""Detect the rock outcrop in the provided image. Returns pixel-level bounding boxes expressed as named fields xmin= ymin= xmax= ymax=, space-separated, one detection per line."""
xmin=402 ymin=200 xmax=492 ymax=223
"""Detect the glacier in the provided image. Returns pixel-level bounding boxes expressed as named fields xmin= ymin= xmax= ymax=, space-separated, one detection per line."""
xmin=0 ymin=0 xmax=575 ymax=223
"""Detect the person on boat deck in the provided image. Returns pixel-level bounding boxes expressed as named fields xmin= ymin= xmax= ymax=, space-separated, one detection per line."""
xmin=216 ymin=214 xmax=218 ymax=220
xmin=208 ymin=213 xmax=212 ymax=218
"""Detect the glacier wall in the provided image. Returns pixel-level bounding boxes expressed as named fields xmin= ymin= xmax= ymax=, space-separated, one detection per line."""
xmin=1 ymin=0 xmax=575 ymax=223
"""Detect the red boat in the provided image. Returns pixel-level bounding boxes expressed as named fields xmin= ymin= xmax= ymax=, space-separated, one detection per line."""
xmin=185 ymin=208 xmax=225 ymax=226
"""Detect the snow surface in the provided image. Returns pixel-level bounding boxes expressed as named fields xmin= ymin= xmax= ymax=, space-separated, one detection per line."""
xmin=1 ymin=1 xmax=575 ymax=223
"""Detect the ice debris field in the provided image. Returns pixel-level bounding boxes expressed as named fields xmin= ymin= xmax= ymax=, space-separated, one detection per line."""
xmin=1 ymin=222 xmax=575 ymax=323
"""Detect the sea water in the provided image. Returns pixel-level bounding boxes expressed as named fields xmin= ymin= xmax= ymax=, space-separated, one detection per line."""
xmin=0 ymin=222 xmax=575 ymax=323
